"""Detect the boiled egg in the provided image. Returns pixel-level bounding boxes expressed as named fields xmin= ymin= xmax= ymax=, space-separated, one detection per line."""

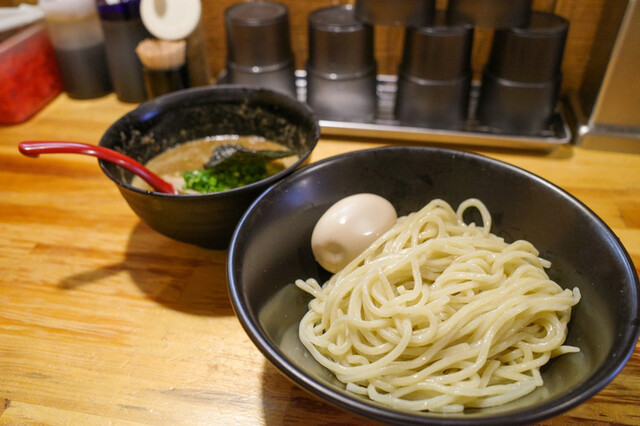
xmin=311 ymin=193 xmax=397 ymax=273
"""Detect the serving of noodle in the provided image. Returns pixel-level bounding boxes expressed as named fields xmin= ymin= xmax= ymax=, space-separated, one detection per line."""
xmin=295 ymin=198 xmax=581 ymax=413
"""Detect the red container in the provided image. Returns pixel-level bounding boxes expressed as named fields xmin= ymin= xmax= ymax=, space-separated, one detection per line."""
xmin=0 ymin=23 xmax=63 ymax=125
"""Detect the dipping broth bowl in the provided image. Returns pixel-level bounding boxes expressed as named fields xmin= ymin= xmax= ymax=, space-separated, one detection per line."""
xmin=227 ymin=146 xmax=640 ymax=425
xmin=99 ymin=85 xmax=320 ymax=249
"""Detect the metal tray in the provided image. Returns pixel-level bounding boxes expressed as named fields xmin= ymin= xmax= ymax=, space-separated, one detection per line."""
xmin=295 ymin=72 xmax=572 ymax=151
xmin=217 ymin=70 xmax=573 ymax=151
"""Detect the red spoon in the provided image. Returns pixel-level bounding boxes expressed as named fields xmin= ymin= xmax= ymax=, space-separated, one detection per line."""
xmin=19 ymin=141 xmax=177 ymax=195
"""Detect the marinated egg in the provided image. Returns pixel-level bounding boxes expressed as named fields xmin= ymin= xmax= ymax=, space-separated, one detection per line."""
xmin=311 ymin=193 xmax=397 ymax=273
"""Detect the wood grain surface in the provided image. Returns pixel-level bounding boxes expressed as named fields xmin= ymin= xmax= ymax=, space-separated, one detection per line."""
xmin=197 ymin=0 xmax=608 ymax=95
xmin=0 ymin=94 xmax=639 ymax=425
xmin=0 ymin=0 xmax=615 ymax=97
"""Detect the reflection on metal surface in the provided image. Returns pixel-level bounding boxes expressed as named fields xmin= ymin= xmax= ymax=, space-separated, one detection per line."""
xmin=219 ymin=70 xmax=572 ymax=151
xmin=296 ymin=72 xmax=571 ymax=152
xmin=572 ymin=0 xmax=640 ymax=153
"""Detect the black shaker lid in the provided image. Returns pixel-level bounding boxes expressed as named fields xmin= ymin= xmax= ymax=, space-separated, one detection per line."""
xmin=97 ymin=0 xmax=142 ymax=21
xmin=307 ymin=5 xmax=375 ymax=76
xmin=224 ymin=2 xmax=293 ymax=68
xmin=447 ymin=0 xmax=532 ymax=29
xmin=486 ymin=12 xmax=569 ymax=83
xmin=354 ymin=0 xmax=435 ymax=27
xmin=399 ymin=13 xmax=474 ymax=81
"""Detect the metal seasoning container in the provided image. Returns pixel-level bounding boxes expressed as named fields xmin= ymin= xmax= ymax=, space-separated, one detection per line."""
xmin=306 ymin=4 xmax=377 ymax=122
xmin=97 ymin=0 xmax=151 ymax=103
xmin=476 ymin=12 xmax=569 ymax=135
xmin=38 ymin=0 xmax=112 ymax=99
xmin=394 ymin=13 xmax=474 ymax=130
xmin=354 ymin=0 xmax=436 ymax=27
xmin=447 ymin=0 xmax=532 ymax=29
xmin=224 ymin=1 xmax=296 ymax=98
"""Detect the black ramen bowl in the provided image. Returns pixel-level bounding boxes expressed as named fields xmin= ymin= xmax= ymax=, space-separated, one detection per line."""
xmin=99 ymin=85 xmax=320 ymax=249
xmin=227 ymin=146 xmax=639 ymax=424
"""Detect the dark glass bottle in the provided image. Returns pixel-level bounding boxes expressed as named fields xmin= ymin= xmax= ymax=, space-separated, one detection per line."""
xmin=97 ymin=0 xmax=151 ymax=103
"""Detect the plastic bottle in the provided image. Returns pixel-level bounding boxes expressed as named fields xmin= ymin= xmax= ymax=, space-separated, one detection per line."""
xmin=97 ymin=0 xmax=151 ymax=103
xmin=38 ymin=0 xmax=112 ymax=99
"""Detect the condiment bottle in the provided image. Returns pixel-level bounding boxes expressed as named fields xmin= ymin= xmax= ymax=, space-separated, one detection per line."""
xmin=394 ymin=13 xmax=474 ymax=130
xmin=476 ymin=12 xmax=569 ymax=135
xmin=135 ymin=38 xmax=189 ymax=99
xmin=96 ymin=0 xmax=151 ymax=103
xmin=38 ymin=0 xmax=112 ymax=99
xmin=306 ymin=4 xmax=377 ymax=122
xmin=139 ymin=0 xmax=211 ymax=87
xmin=224 ymin=2 xmax=296 ymax=98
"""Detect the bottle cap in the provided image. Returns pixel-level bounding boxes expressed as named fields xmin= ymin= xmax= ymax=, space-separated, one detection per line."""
xmin=487 ymin=12 xmax=569 ymax=83
xmin=307 ymin=4 xmax=375 ymax=77
xmin=140 ymin=0 xmax=201 ymax=40
xmin=97 ymin=0 xmax=143 ymax=21
xmin=225 ymin=2 xmax=293 ymax=68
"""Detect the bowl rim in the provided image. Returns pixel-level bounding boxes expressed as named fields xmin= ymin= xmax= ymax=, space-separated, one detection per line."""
xmin=227 ymin=145 xmax=640 ymax=425
xmin=97 ymin=85 xmax=320 ymax=199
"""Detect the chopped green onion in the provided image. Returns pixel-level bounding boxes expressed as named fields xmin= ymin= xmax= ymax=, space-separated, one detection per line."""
xmin=182 ymin=162 xmax=269 ymax=193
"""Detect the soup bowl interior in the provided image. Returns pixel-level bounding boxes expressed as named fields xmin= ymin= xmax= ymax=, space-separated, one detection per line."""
xmin=99 ymin=85 xmax=320 ymax=248
xmin=227 ymin=146 xmax=639 ymax=424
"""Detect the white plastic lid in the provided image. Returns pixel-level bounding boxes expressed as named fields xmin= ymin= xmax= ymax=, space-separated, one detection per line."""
xmin=38 ymin=0 xmax=97 ymax=18
xmin=140 ymin=0 xmax=201 ymax=40
xmin=0 ymin=4 xmax=44 ymax=32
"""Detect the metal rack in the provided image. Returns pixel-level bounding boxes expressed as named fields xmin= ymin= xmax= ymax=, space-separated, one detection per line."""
xmin=294 ymin=71 xmax=572 ymax=151
xmin=217 ymin=70 xmax=573 ymax=151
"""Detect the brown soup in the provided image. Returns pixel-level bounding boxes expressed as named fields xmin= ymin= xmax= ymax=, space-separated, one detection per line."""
xmin=131 ymin=135 xmax=298 ymax=193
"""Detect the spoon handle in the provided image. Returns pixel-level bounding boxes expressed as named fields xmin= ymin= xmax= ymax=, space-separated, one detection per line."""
xmin=19 ymin=141 xmax=177 ymax=195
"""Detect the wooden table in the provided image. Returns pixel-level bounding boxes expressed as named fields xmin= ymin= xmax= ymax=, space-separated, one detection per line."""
xmin=1 ymin=94 xmax=639 ymax=425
